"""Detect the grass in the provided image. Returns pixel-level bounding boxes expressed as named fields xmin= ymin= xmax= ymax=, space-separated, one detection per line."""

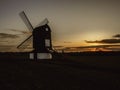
xmin=0 ymin=52 xmax=120 ymax=89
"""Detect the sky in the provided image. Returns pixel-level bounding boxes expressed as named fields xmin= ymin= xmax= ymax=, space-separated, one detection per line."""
xmin=0 ymin=0 xmax=120 ymax=52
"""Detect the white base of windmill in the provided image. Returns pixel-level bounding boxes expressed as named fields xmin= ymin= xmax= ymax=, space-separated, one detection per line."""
xmin=29 ymin=53 xmax=52 ymax=60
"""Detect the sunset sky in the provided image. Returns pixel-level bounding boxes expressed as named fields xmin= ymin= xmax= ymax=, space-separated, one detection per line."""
xmin=0 ymin=0 xmax=120 ymax=52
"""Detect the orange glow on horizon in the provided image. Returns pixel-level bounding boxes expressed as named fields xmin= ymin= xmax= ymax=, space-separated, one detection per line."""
xmin=89 ymin=48 xmax=112 ymax=52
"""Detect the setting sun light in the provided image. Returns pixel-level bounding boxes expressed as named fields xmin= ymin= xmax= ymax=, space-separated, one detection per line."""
xmin=83 ymin=31 xmax=108 ymax=41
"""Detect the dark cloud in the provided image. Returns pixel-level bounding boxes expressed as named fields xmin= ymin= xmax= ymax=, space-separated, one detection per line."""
xmin=85 ymin=34 xmax=120 ymax=44
xmin=113 ymin=34 xmax=120 ymax=38
xmin=0 ymin=33 xmax=19 ymax=39
xmin=53 ymin=45 xmax=120 ymax=52
xmin=0 ymin=45 xmax=22 ymax=52
xmin=74 ymin=45 xmax=120 ymax=49
xmin=9 ymin=29 xmax=30 ymax=34
xmin=85 ymin=39 xmax=120 ymax=44
xmin=53 ymin=46 xmax=64 ymax=48
xmin=66 ymin=45 xmax=120 ymax=51
xmin=63 ymin=41 xmax=72 ymax=43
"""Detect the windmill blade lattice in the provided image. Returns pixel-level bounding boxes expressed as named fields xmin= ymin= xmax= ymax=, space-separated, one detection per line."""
xmin=17 ymin=35 xmax=33 ymax=49
xmin=19 ymin=11 xmax=34 ymax=32
xmin=36 ymin=18 xmax=49 ymax=27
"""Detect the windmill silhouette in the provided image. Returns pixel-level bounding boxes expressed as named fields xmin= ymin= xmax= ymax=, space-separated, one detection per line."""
xmin=17 ymin=11 xmax=53 ymax=60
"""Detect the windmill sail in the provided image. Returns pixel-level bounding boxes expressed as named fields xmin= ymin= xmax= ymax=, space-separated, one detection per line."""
xmin=19 ymin=11 xmax=34 ymax=31
xmin=36 ymin=18 xmax=49 ymax=27
xmin=17 ymin=35 xmax=32 ymax=48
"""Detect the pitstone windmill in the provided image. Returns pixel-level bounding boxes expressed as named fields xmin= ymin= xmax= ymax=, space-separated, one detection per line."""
xmin=17 ymin=11 xmax=53 ymax=60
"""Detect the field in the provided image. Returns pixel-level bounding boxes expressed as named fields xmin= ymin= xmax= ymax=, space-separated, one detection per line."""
xmin=0 ymin=52 xmax=120 ymax=89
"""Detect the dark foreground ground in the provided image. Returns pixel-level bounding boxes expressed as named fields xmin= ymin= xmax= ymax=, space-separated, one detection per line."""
xmin=0 ymin=52 xmax=120 ymax=90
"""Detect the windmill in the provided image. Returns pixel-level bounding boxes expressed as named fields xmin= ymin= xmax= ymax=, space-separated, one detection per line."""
xmin=17 ymin=11 xmax=53 ymax=60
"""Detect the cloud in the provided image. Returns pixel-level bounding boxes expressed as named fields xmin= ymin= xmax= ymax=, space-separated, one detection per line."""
xmin=85 ymin=39 xmax=120 ymax=44
xmin=0 ymin=33 xmax=19 ymax=39
xmin=9 ymin=29 xmax=31 ymax=34
xmin=0 ymin=33 xmax=20 ymax=47
xmin=0 ymin=45 xmax=15 ymax=52
xmin=74 ymin=45 xmax=120 ymax=49
xmin=85 ymin=34 xmax=120 ymax=44
xmin=113 ymin=34 xmax=120 ymax=38
xmin=63 ymin=41 xmax=72 ymax=43
xmin=64 ymin=45 xmax=120 ymax=52
xmin=53 ymin=46 xmax=64 ymax=48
